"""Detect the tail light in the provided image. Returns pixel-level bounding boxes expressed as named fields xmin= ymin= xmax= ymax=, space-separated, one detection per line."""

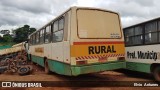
xmin=118 ymin=57 xmax=125 ymax=61
xmin=76 ymin=60 xmax=87 ymax=65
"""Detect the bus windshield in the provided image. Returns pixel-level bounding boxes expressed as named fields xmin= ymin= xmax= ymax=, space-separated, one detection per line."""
xmin=77 ymin=9 xmax=121 ymax=39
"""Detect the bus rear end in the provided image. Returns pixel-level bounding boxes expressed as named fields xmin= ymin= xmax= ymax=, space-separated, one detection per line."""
xmin=70 ymin=7 xmax=125 ymax=75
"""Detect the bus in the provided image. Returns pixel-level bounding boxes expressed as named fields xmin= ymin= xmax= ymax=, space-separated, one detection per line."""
xmin=123 ymin=17 xmax=160 ymax=81
xmin=28 ymin=7 xmax=125 ymax=76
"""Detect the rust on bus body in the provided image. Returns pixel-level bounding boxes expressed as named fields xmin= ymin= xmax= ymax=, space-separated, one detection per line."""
xmin=35 ymin=47 xmax=44 ymax=53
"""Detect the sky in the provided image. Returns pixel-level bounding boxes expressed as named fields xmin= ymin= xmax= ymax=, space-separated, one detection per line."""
xmin=0 ymin=0 xmax=160 ymax=30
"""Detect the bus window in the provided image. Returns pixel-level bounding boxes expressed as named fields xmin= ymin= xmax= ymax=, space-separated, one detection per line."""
xmin=145 ymin=22 xmax=157 ymax=44
xmin=124 ymin=26 xmax=144 ymax=46
xmin=159 ymin=21 xmax=160 ymax=30
xmin=135 ymin=26 xmax=143 ymax=35
xmin=134 ymin=35 xmax=143 ymax=44
xmin=40 ymin=29 xmax=44 ymax=43
xmin=145 ymin=32 xmax=157 ymax=43
xmin=53 ymin=30 xmax=63 ymax=42
xmin=53 ymin=18 xmax=64 ymax=42
xmin=36 ymin=32 xmax=40 ymax=44
xmin=45 ymin=26 xmax=51 ymax=43
xmin=54 ymin=21 xmax=58 ymax=32
xmin=158 ymin=21 xmax=160 ymax=42
xmin=134 ymin=26 xmax=143 ymax=44
xmin=77 ymin=9 xmax=121 ymax=38
xmin=124 ymin=28 xmax=134 ymax=45
xmin=128 ymin=37 xmax=134 ymax=45
xmin=59 ymin=17 xmax=64 ymax=30
xmin=127 ymin=28 xmax=134 ymax=36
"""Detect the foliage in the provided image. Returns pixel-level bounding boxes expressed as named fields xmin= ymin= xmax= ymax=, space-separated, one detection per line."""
xmin=3 ymin=34 xmax=13 ymax=42
xmin=0 ymin=36 xmax=4 ymax=42
xmin=0 ymin=25 xmax=36 ymax=45
xmin=13 ymin=25 xmax=36 ymax=43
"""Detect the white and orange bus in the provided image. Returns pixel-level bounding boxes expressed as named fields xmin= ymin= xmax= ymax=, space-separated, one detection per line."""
xmin=28 ymin=7 xmax=125 ymax=76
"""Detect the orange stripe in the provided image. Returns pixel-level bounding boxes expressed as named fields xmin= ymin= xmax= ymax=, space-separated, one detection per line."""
xmin=73 ymin=41 xmax=124 ymax=45
xmin=76 ymin=54 xmax=125 ymax=60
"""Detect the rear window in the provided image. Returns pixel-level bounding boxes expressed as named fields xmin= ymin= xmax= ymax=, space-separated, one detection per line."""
xmin=77 ymin=9 xmax=122 ymax=39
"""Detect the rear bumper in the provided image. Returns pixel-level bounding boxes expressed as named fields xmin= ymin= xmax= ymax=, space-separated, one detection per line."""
xmin=71 ymin=61 xmax=126 ymax=76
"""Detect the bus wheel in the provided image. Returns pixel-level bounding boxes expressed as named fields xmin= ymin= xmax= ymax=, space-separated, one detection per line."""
xmin=45 ymin=60 xmax=50 ymax=74
xmin=153 ymin=66 xmax=160 ymax=81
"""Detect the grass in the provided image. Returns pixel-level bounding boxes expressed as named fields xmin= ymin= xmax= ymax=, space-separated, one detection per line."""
xmin=0 ymin=42 xmax=16 ymax=46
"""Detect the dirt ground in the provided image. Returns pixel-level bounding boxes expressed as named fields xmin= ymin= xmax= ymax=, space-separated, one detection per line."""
xmin=0 ymin=63 xmax=160 ymax=90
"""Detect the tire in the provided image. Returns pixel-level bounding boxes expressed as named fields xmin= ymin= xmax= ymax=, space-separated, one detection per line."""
xmin=18 ymin=66 xmax=30 ymax=75
xmin=45 ymin=60 xmax=50 ymax=74
xmin=153 ymin=66 xmax=160 ymax=81
xmin=25 ymin=65 xmax=33 ymax=73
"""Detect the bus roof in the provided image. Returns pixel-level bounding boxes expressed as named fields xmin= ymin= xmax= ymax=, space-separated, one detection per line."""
xmin=29 ymin=6 xmax=120 ymax=37
xmin=123 ymin=17 xmax=160 ymax=29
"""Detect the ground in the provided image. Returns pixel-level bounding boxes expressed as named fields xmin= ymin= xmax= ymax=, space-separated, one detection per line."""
xmin=0 ymin=63 xmax=159 ymax=90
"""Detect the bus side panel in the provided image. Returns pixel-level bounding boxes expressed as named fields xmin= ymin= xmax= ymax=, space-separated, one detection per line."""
xmin=63 ymin=11 xmax=71 ymax=64
xmin=44 ymin=43 xmax=52 ymax=60
xmin=30 ymin=46 xmax=36 ymax=63
xmin=63 ymin=41 xmax=70 ymax=64
xmin=48 ymin=59 xmax=72 ymax=75
xmin=126 ymin=62 xmax=151 ymax=73
xmin=31 ymin=55 xmax=44 ymax=67
xmin=125 ymin=45 xmax=160 ymax=64
xmin=125 ymin=45 xmax=160 ymax=73
xmin=30 ymin=45 xmax=45 ymax=67
xmin=51 ymin=42 xmax=64 ymax=62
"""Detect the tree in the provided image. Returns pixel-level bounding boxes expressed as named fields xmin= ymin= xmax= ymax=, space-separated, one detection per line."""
xmin=3 ymin=34 xmax=13 ymax=42
xmin=0 ymin=36 xmax=4 ymax=42
xmin=14 ymin=25 xmax=36 ymax=43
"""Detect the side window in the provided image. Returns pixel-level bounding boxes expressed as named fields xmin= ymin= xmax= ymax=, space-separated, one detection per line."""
xmin=145 ymin=22 xmax=157 ymax=44
xmin=53 ymin=30 xmax=63 ymax=42
xmin=135 ymin=26 xmax=143 ymax=35
xmin=124 ymin=36 xmax=134 ymax=46
xmin=133 ymin=26 xmax=143 ymax=45
xmin=59 ymin=18 xmax=64 ymax=30
xmin=159 ymin=21 xmax=160 ymax=30
xmin=54 ymin=21 xmax=58 ymax=32
xmin=52 ymin=17 xmax=64 ymax=42
xmin=124 ymin=21 xmax=160 ymax=46
xmin=45 ymin=25 xmax=51 ymax=43
xmin=127 ymin=28 xmax=134 ymax=36
xmin=145 ymin=22 xmax=157 ymax=33
xmin=124 ymin=28 xmax=134 ymax=46
xmin=158 ymin=21 xmax=160 ymax=42
xmin=40 ymin=29 xmax=44 ymax=43
xmin=36 ymin=32 xmax=40 ymax=44
xmin=124 ymin=26 xmax=143 ymax=46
